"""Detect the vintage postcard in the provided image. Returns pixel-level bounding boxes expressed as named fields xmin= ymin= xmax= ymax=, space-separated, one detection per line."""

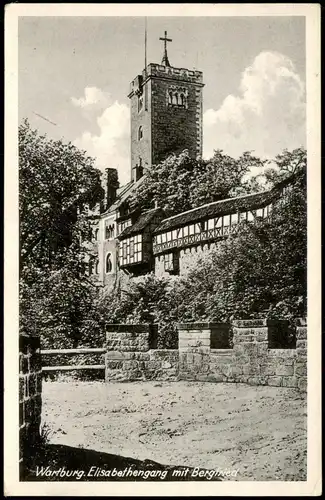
xmin=4 ymin=3 xmax=321 ymax=496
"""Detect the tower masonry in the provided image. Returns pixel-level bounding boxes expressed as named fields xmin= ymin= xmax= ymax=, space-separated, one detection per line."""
xmin=128 ymin=32 xmax=204 ymax=182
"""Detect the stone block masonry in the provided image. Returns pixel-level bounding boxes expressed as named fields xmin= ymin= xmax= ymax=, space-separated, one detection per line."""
xmin=105 ymin=319 xmax=307 ymax=392
xmin=19 ymin=332 xmax=42 ymax=464
xmin=105 ymin=324 xmax=178 ymax=381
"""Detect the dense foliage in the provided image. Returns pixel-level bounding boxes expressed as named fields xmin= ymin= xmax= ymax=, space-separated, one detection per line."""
xmin=98 ymin=153 xmax=306 ymax=348
xmin=20 ymin=119 xmax=306 ymax=352
xmin=19 ymin=121 xmax=103 ymax=347
xmin=131 ymin=149 xmax=267 ymax=217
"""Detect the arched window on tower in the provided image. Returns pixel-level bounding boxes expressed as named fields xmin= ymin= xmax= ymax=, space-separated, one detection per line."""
xmin=168 ymin=91 xmax=173 ymax=105
xmin=172 ymin=93 xmax=178 ymax=105
xmin=138 ymin=126 xmax=143 ymax=141
xmin=106 ymin=253 xmax=113 ymax=273
xmin=180 ymin=93 xmax=185 ymax=107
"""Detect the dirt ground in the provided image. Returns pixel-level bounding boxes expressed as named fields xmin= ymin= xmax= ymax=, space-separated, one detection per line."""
xmin=42 ymin=380 xmax=307 ymax=481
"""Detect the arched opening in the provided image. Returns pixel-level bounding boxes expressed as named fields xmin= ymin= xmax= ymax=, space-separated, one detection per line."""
xmin=94 ymin=228 xmax=99 ymax=241
xmin=172 ymin=93 xmax=178 ymax=105
xmin=106 ymin=253 xmax=113 ymax=273
xmin=95 ymin=260 xmax=99 ymax=274
xmin=138 ymin=126 xmax=143 ymax=141
xmin=180 ymin=93 xmax=185 ymax=107
xmin=168 ymin=91 xmax=173 ymax=104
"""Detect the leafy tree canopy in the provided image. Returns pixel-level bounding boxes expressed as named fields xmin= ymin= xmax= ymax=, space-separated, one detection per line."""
xmin=19 ymin=119 xmax=103 ymax=275
xmin=19 ymin=120 xmax=103 ymax=346
xmin=131 ymin=149 xmax=267 ymax=217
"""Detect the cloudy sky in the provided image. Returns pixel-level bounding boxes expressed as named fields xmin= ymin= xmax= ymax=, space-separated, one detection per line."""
xmin=19 ymin=16 xmax=306 ymax=185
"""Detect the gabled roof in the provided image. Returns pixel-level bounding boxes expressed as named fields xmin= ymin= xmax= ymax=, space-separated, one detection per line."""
xmin=118 ymin=208 xmax=163 ymax=239
xmin=154 ymin=184 xmax=286 ymax=234
xmin=101 ymin=176 xmax=146 ymax=217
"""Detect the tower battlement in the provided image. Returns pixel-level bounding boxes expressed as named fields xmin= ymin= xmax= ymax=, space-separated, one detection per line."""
xmin=129 ymin=64 xmax=203 ymax=97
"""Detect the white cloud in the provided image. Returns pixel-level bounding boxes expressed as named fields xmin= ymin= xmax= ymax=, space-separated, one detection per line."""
xmin=71 ymin=87 xmax=110 ymax=109
xmin=203 ymin=51 xmax=306 ymax=161
xmin=73 ymin=99 xmax=130 ymax=185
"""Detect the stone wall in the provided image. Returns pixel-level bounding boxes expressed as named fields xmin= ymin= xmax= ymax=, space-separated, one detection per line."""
xmin=19 ymin=333 xmax=42 ymax=464
xmin=105 ymin=320 xmax=307 ymax=391
xmin=105 ymin=324 xmax=178 ymax=381
xmin=178 ymin=320 xmax=307 ymax=391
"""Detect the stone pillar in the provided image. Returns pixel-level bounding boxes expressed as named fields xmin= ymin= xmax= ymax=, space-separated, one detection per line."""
xmin=232 ymin=319 xmax=270 ymax=385
xmin=19 ymin=333 xmax=42 ymax=465
xmin=105 ymin=324 xmax=157 ymax=381
xmin=294 ymin=318 xmax=307 ymax=392
xmin=178 ymin=323 xmax=211 ymax=381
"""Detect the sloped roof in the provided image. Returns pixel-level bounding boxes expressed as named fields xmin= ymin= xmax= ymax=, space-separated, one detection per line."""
xmin=118 ymin=208 xmax=163 ymax=239
xmin=154 ymin=187 xmax=282 ymax=234
xmin=101 ymin=176 xmax=147 ymax=217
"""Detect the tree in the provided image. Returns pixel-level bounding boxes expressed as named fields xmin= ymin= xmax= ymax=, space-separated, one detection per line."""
xmin=19 ymin=120 xmax=103 ymax=273
xmin=177 ymin=163 xmax=307 ymax=323
xmin=264 ymin=147 xmax=307 ymax=186
xmin=19 ymin=120 xmax=103 ymax=346
xmin=131 ymin=149 xmax=267 ymax=217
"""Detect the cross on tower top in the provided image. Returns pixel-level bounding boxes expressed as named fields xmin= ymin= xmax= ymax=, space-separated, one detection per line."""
xmin=159 ymin=30 xmax=172 ymax=67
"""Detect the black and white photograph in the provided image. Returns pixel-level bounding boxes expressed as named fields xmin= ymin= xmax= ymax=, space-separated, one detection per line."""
xmin=4 ymin=3 xmax=321 ymax=496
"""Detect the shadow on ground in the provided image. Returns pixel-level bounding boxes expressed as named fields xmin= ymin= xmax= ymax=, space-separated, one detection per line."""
xmin=21 ymin=443 xmax=222 ymax=481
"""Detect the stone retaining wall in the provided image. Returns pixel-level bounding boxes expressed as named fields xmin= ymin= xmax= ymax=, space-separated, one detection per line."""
xmin=105 ymin=320 xmax=307 ymax=391
xmin=105 ymin=324 xmax=178 ymax=381
xmin=178 ymin=319 xmax=307 ymax=391
xmin=19 ymin=333 xmax=42 ymax=464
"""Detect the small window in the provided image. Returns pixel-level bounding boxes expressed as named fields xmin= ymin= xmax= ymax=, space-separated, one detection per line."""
xmin=180 ymin=94 xmax=185 ymax=107
xmin=106 ymin=253 xmax=113 ymax=273
xmin=247 ymin=211 xmax=254 ymax=222
xmin=138 ymin=126 xmax=143 ymax=141
xmin=94 ymin=228 xmax=99 ymax=240
xmin=95 ymin=260 xmax=99 ymax=274
xmin=168 ymin=91 xmax=173 ymax=104
xmin=88 ymin=258 xmax=94 ymax=276
xmin=105 ymin=222 xmax=114 ymax=240
xmin=130 ymin=240 xmax=135 ymax=258
xmin=138 ymin=94 xmax=143 ymax=112
xmin=224 ymin=215 xmax=230 ymax=227
xmin=172 ymin=93 xmax=178 ymax=105
xmin=231 ymin=213 xmax=238 ymax=225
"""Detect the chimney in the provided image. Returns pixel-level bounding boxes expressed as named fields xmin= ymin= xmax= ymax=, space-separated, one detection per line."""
xmin=103 ymin=168 xmax=119 ymax=210
xmin=135 ymin=157 xmax=144 ymax=182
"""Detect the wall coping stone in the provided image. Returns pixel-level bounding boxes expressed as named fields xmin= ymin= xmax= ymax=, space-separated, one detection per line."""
xmin=178 ymin=322 xmax=230 ymax=330
xmin=232 ymin=319 xmax=289 ymax=328
xmin=105 ymin=324 xmax=156 ymax=333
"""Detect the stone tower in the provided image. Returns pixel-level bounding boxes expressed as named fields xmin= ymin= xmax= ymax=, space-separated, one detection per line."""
xmin=128 ymin=31 xmax=204 ymax=183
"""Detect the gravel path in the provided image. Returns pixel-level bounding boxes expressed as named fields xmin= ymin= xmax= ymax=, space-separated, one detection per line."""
xmin=42 ymin=380 xmax=307 ymax=481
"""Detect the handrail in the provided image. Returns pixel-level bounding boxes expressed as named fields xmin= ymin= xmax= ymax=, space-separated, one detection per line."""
xmin=41 ymin=348 xmax=105 ymax=355
xmin=42 ymin=364 xmax=105 ymax=371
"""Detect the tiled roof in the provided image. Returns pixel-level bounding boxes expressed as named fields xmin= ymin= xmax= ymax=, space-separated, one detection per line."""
xmin=154 ymin=185 xmax=284 ymax=234
xmin=118 ymin=208 xmax=162 ymax=239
